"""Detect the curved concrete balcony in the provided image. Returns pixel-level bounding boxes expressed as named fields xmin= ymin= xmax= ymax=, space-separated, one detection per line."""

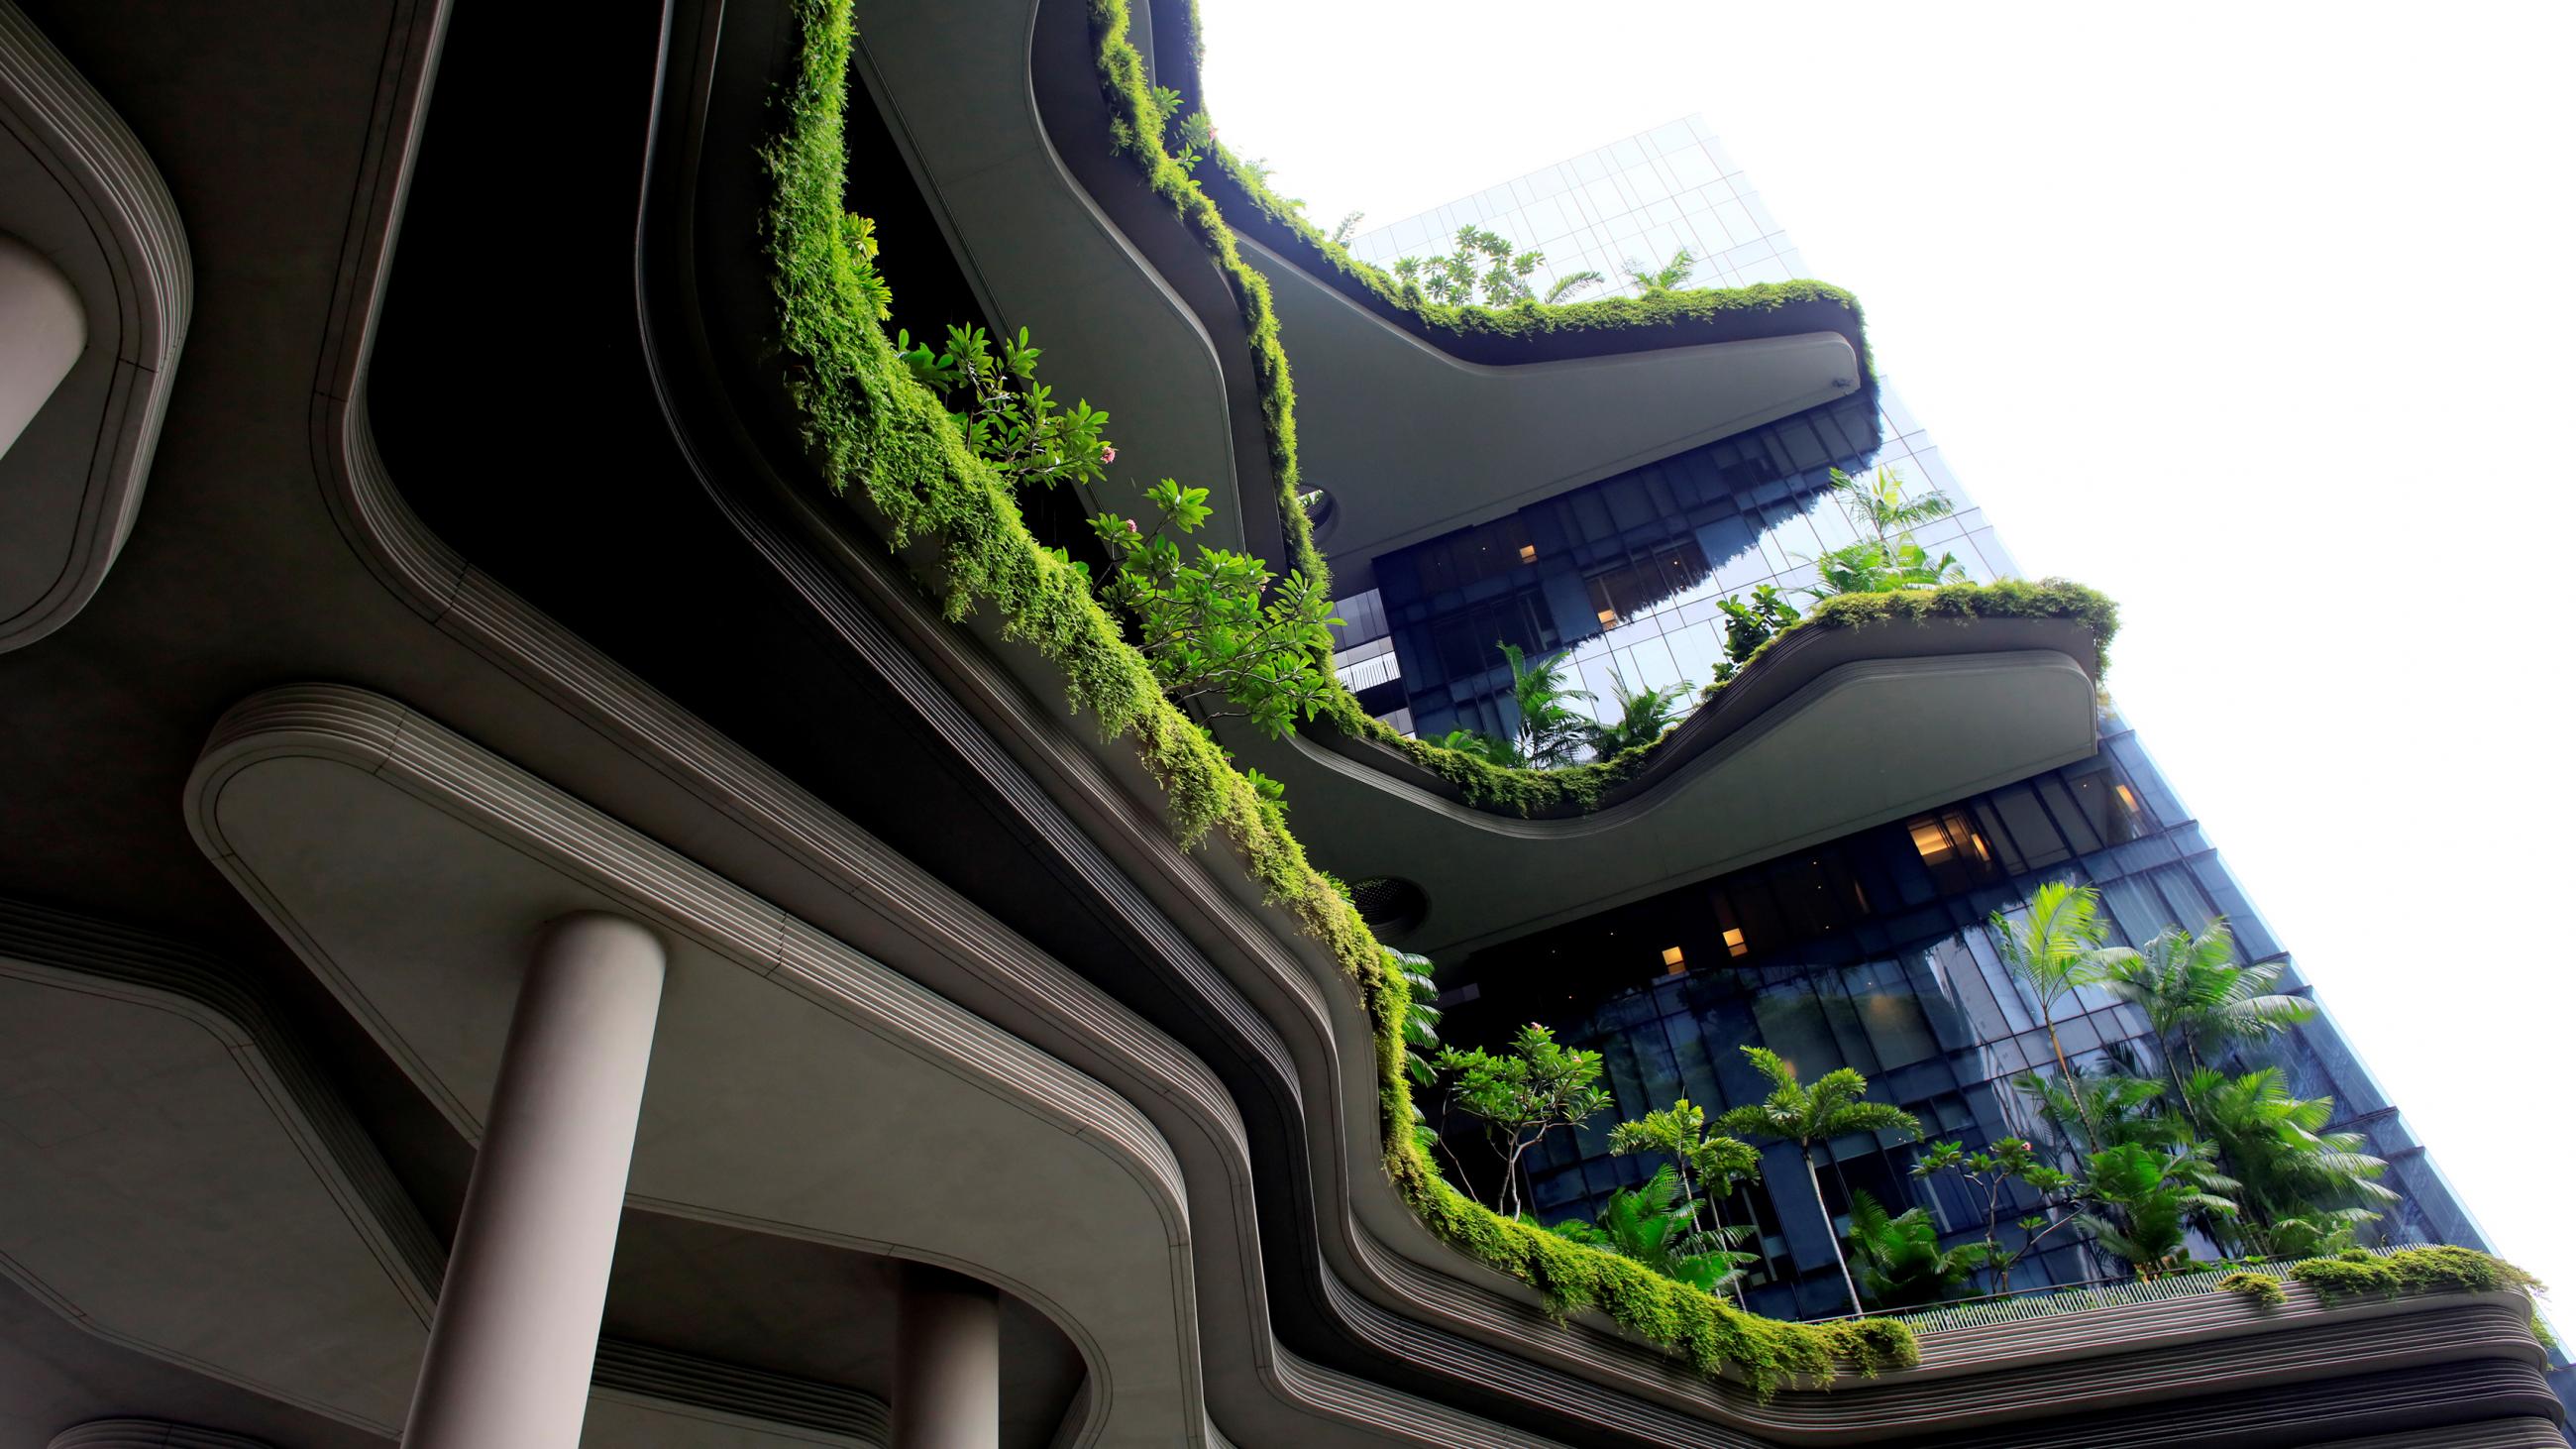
xmin=1235 ymin=615 xmax=2103 ymax=958
xmin=0 ymin=5 xmax=187 ymax=652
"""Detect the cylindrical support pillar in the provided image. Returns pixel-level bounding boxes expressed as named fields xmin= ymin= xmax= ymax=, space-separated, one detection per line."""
xmin=400 ymin=913 xmax=666 ymax=1449
xmin=893 ymin=1264 xmax=1001 ymax=1449
xmin=0 ymin=230 xmax=86 ymax=462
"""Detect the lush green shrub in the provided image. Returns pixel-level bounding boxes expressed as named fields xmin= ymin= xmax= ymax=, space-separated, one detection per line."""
xmin=2287 ymin=1245 xmax=2544 ymax=1299
xmin=771 ymin=0 xmax=1915 ymax=1391
xmin=2218 ymin=1271 xmax=2288 ymax=1308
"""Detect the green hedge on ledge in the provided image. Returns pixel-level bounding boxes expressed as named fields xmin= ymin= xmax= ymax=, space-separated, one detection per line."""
xmin=768 ymin=0 xmax=1912 ymax=1393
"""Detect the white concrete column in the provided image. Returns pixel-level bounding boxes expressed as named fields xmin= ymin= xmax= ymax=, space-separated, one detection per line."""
xmin=0 ymin=230 xmax=85 ymax=462
xmin=401 ymin=913 xmax=666 ymax=1449
xmin=893 ymin=1264 xmax=1001 ymax=1449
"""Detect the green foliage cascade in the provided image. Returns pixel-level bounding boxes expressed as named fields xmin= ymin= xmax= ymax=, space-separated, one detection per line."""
xmin=770 ymin=0 xmax=1912 ymax=1393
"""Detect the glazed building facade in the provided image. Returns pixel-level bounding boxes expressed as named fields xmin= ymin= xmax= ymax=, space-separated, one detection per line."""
xmin=1333 ymin=124 xmax=2519 ymax=1325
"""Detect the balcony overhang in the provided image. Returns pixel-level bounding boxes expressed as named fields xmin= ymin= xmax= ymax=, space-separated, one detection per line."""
xmin=0 ymin=8 xmax=188 ymax=652
xmin=1227 ymin=615 xmax=2104 ymax=959
xmin=1238 ymin=239 xmax=1861 ymax=592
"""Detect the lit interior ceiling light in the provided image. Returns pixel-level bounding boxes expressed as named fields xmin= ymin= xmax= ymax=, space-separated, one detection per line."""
xmin=1722 ymin=928 xmax=1748 ymax=957
xmin=1661 ymin=946 xmax=1685 ymax=973
xmin=1519 ymin=543 xmax=1537 ymax=563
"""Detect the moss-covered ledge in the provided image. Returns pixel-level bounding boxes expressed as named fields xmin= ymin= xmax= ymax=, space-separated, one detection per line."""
xmin=1316 ymin=579 xmax=2119 ymax=820
xmin=770 ymin=0 xmax=1912 ymax=1394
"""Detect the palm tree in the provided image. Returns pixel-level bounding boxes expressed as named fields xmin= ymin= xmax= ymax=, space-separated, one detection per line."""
xmin=2182 ymin=1065 xmax=2396 ymax=1256
xmin=2075 ymin=1143 xmax=2237 ymax=1279
xmin=1843 ymin=1189 xmax=1988 ymax=1309
xmin=2093 ymin=920 xmax=2314 ymax=1108
xmin=1551 ymin=1163 xmax=1757 ymax=1294
xmin=1713 ymin=1047 xmax=1921 ymax=1316
xmin=1795 ymin=538 xmax=1969 ymax=602
xmin=1584 ymin=671 xmax=1692 ymax=757
xmin=1622 ymin=247 xmax=1697 ymax=295
xmin=1608 ymin=1097 xmax=1763 ymax=1238
xmin=1991 ymin=882 xmax=2119 ymax=1149
xmin=1543 ymin=270 xmax=1605 ymax=304
xmin=1432 ymin=727 xmax=1521 ymax=766
xmin=1825 ymin=466 xmax=1956 ymax=555
xmin=1496 ymin=641 xmax=1592 ymax=768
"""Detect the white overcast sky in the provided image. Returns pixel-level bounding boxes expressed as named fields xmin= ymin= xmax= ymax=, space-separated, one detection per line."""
xmin=1201 ymin=1 xmax=2575 ymax=1303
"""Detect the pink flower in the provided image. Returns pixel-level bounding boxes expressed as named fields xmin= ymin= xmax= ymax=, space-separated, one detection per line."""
xmin=1100 ymin=445 xmax=1118 ymax=464
xmin=1125 ymin=518 xmax=1139 ymax=533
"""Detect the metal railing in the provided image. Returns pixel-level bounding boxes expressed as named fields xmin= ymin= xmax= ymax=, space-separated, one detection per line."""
xmin=1863 ymin=1244 xmax=2422 ymax=1335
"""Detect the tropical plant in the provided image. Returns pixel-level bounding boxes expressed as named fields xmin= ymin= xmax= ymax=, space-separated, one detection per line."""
xmin=2093 ymin=920 xmax=2314 ymax=1109
xmin=1584 ymin=671 xmax=1692 ymax=757
xmin=1711 ymin=584 xmax=1802 ymax=684
xmin=1391 ymin=949 xmax=1443 ymax=1087
xmin=1623 ymin=246 xmax=1697 ymax=295
xmin=1551 ymin=1163 xmax=1757 ymax=1294
xmin=897 ymin=323 xmax=1112 ymax=495
xmin=1714 ymin=1047 xmax=1923 ymax=1316
xmin=1330 ymin=210 xmax=1365 ymax=247
xmin=1825 ymin=466 xmax=1956 ymax=555
xmin=900 ymin=322 xmax=1341 ymax=740
xmin=1911 ymin=1138 xmax=2078 ymax=1293
xmin=1609 ymin=1098 xmax=1764 ymax=1239
xmin=1990 ymin=882 xmax=2119 ymax=1149
xmin=1543 ymin=269 xmax=1607 ymax=304
xmin=1497 ymin=641 xmax=1594 ymax=768
xmin=2182 ymin=1065 xmax=2395 ymax=1257
xmin=1432 ymin=726 xmax=1521 ymax=766
xmin=1796 ymin=538 xmax=1970 ymax=602
xmin=1434 ymin=1024 xmax=1614 ymax=1218
xmin=1086 ymin=480 xmax=1343 ymax=737
xmin=2074 ymin=1142 xmax=2236 ymax=1279
xmin=1393 ymin=225 xmax=1550 ymax=307
xmin=1843 ymin=1189 xmax=1988 ymax=1309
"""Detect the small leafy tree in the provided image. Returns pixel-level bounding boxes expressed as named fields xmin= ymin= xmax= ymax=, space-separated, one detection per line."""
xmin=1609 ymin=1097 xmax=1763 ymax=1239
xmin=1497 ymin=641 xmax=1593 ymax=768
xmin=1911 ymin=1138 xmax=2078 ymax=1293
xmin=1392 ymin=225 xmax=1572 ymax=307
xmin=1088 ymin=480 xmax=1342 ymax=737
xmin=1434 ymin=1024 xmax=1613 ymax=1218
xmin=1990 ymin=882 xmax=2120 ymax=1149
xmin=902 ymin=323 xmax=1340 ymax=739
xmin=898 ymin=324 xmax=1112 ymax=494
xmin=1623 ymin=247 xmax=1697 ymax=295
xmin=1844 ymin=1189 xmax=1987 ymax=1309
xmin=1584 ymin=671 xmax=1692 ymax=757
xmin=1711 ymin=584 xmax=1801 ymax=684
xmin=1551 ymin=1163 xmax=1756 ymax=1294
xmin=1713 ymin=1047 xmax=1922 ymax=1316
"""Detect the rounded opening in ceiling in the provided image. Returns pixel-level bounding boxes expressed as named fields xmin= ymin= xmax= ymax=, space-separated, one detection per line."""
xmin=1348 ymin=875 xmax=1427 ymax=939
xmin=1298 ymin=486 xmax=1339 ymax=545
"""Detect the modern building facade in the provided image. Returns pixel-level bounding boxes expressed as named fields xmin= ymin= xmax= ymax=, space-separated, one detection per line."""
xmin=0 ymin=1 xmax=2559 ymax=1446
xmin=1328 ymin=120 xmax=2517 ymax=1324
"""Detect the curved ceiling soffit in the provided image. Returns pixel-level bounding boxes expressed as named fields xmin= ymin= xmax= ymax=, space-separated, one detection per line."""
xmin=0 ymin=899 xmax=904 ymax=1448
xmin=0 ymin=1 xmax=189 ymax=651
xmin=183 ymin=683 xmax=1210 ymax=1447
